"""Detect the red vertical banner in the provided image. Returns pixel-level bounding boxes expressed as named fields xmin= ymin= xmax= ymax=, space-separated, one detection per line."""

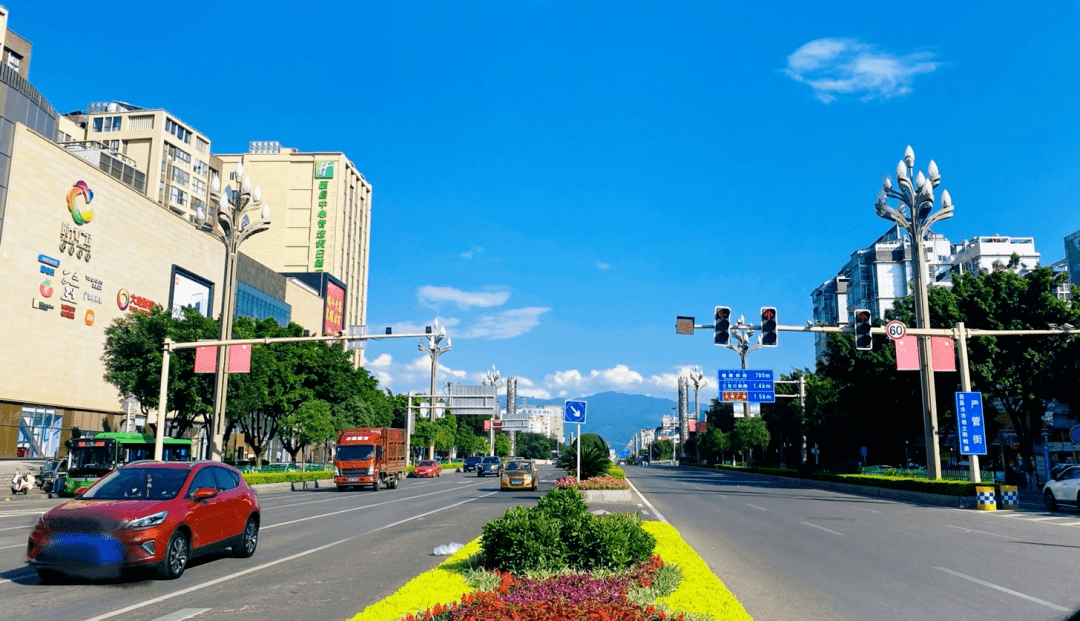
xmin=228 ymin=344 xmax=251 ymax=373
xmin=323 ymin=280 xmax=345 ymax=337
xmin=894 ymin=336 xmax=919 ymax=371
xmin=194 ymin=346 xmax=217 ymax=373
xmin=931 ymin=337 xmax=956 ymax=372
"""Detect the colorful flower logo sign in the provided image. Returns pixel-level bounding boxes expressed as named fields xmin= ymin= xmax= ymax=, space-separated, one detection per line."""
xmin=66 ymin=181 xmax=94 ymax=225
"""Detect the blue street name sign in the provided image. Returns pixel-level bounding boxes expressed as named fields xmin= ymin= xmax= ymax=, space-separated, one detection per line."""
xmin=719 ymin=370 xmax=774 ymax=402
xmin=956 ymin=392 xmax=988 ymax=456
xmin=564 ymin=400 xmax=587 ymax=424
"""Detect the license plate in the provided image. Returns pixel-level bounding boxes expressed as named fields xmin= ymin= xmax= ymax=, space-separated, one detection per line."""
xmin=348 ymin=477 xmax=358 ymax=482
xmin=512 ymin=479 xmax=523 ymax=485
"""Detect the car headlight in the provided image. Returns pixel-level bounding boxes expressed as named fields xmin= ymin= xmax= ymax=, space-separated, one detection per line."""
xmin=122 ymin=511 xmax=168 ymax=530
xmin=334 ymin=467 xmax=341 ymax=476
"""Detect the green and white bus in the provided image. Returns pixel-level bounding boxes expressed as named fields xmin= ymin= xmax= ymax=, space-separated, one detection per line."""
xmin=63 ymin=432 xmax=193 ymax=495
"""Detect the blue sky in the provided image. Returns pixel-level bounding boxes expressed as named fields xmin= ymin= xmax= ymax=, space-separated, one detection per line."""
xmin=13 ymin=1 xmax=1080 ymax=404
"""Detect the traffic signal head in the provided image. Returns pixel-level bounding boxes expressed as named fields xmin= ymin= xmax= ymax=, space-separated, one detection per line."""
xmin=854 ymin=309 xmax=873 ymax=350
xmin=714 ymin=306 xmax=731 ymax=346
xmin=760 ymin=306 xmax=777 ymax=347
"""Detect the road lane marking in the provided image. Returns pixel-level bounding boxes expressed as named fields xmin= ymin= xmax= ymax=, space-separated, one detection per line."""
xmin=801 ymin=521 xmax=843 ymax=536
xmin=746 ymin=504 xmax=767 ymax=511
xmin=82 ymin=491 xmax=498 ymax=621
xmin=850 ymin=507 xmax=882 ymax=514
xmin=935 ymin=567 xmax=1069 ymax=612
xmin=625 ymin=478 xmax=667 ymax=524
xmin=1026 ymin=516 xmax=1069 ymax=522
xmin=945 ymin=525 xmax=1021 ymax=540
xmin=263 ymin=483 xmax=485 ymax=530
xmin=0 ymin=543 xmax=27 ymax=550
xmin=150 ymin=609 xmax=211 ymax=621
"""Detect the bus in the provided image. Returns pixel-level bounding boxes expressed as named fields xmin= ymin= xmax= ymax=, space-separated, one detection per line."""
xmin=63 ymin=432 xmax=193 ymax=495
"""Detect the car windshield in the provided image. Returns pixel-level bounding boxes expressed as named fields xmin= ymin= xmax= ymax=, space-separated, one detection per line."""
xmin=481 ymin=457 xmax=500 ymax=464
xmin=337 ymin=445 xmax=375 ymax=461
xmin=504 ymin=461 xmax=528 ymax=471
xmin=81 ymin=467 xmax=191 ymax=500
xmin=418 ymin=460 xmax=437 ymax=467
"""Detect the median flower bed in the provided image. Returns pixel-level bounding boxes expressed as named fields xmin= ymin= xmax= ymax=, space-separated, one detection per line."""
xmin=554 ymin=475 xmax=630 ymax=490
xmin=349 ymin=487 xmax=751 ymax=621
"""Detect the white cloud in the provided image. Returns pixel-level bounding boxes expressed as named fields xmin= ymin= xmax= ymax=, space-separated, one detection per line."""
xmin=595 ymin=261 xmax=610 ymax=271
xmin=460 ymin=307 xmax=551 ymax=339
xmin=461 ymin=246 xmax=484 ymax=260
xmin=418 ymin=285 xmax=509 ymax=310
xmin=540 ymin=364 xmax=644 ymax=395
xmin=647 ymin=365 xmax=711 ymax=391
xmin=368 ymin=353 xmax=393 ymax=368
xmin=784 ymin=38 xmax=940 ymax=103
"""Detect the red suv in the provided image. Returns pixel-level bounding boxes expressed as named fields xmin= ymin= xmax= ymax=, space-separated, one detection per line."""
xmin=27 ymin=460 xmax=260 ymax=581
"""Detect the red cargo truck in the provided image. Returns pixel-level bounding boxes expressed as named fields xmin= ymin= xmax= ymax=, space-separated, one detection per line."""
xmin=334 ymin=427 xmax=407 ymax=491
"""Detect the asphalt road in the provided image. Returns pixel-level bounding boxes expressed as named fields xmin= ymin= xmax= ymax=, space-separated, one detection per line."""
xmin=0 ymin=465 xmax=556 ymax=621
xmin=627 ymin=464 xmax=1080 ymax=621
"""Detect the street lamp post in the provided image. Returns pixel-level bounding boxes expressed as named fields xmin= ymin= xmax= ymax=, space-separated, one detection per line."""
xmin=874 ymin=145 xmax=954 ymax=480
xmin=197 ymin=159 xmax=270 ymax=461
xmin=418 ymin=320 xmax=451 ymax=459
xmin=484 ymin=365 xmax=502 ymax=455
xmin=688 ymin=366 xmax=706 ymax=461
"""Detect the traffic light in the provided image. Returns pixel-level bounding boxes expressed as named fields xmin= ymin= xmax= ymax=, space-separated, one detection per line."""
xmin=854 ymin=309 xmax=873 ymax=350
xmin=713 ymin=306 xmax=731 ymax=346
xmin=760 ymin=306 xmax=778 ymax=347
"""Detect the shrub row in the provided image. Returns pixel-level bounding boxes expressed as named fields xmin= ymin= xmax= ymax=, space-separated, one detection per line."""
xmin=699 ymin=464 xmax=977 ymax=496
xmin=480 ymin=487 xmax=655 ymax=573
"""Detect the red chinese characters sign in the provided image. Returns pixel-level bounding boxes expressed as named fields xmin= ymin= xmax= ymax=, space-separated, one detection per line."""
xmin=324 ymin=281 xmax=345 ymax=336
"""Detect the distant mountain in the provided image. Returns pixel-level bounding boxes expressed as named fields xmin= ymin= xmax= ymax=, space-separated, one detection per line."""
xmin=504 ymin=391 xmax=678 ymax=452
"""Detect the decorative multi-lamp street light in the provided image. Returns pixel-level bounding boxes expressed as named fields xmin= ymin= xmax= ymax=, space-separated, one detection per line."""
xmin=418 ymin=319 xmax=451 ymax=459
xmin=196 ymin=159 xmax=271 ymax=461
xmin=874 ymin=145 xmax=954 ymax=480
xmin=688 ymin=366 xmax=706 ymax=425
xmin=484 ymin=365 xmax=502 ymax=455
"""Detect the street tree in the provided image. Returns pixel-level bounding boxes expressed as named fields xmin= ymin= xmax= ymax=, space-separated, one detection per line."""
xmin=280 ymin=399 xmax=335 ymax=463
xmin=732 ymin=416 xmax=770 ymax=465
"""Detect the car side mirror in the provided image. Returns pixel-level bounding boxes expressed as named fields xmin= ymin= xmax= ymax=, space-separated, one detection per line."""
xmin=193 ymin=487 xmax=217 ymax=500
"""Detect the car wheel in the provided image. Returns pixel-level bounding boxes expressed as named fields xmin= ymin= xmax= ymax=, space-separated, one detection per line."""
xmin=337 ymin=485 xmax=346 ymax=492
xmin=233 ymin=518 xmax=259 ymax=558
xmin=372 ymin=479 xmax=380 ymax=491
xmin=1044 ymin=490 xmax=1058 ymax=512
xmin=158 ymin=531 xmax=189 ymax=580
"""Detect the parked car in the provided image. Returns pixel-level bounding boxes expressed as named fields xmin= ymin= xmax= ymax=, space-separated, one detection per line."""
xmin=27 ymin=460 xmax=260 ymax=581
xmin=462 ymin=456 xmax=483 ymax=473
xmin=500 ymin=459 xmax=538 ymax=491
xmin=37 ymin=459 xmax=62 ymax=490
xmin=412 ymin=459 xmax=441 ymax=478
xmin=477 ymin=456 xmax=502 ymax=477
xmin=1042 ymin=465 xmax=1080 ymax=511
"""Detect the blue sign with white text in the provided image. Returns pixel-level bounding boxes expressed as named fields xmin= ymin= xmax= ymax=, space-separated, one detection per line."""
xmin=719 ymin=370 xmax=775 ymax=402
xmin=564 ymin=400 xmax=587 ymax=424
xmin=956 ymin=392 xmax=987 ymax=456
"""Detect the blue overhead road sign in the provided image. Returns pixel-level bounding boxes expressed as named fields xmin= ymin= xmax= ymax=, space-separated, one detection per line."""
xmin=564 ymin=400 xmax=587 ymax=424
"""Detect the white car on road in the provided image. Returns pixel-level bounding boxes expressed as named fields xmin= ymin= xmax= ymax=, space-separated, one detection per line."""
xmin=1042 ymin=465 xmax=1080 ymax=511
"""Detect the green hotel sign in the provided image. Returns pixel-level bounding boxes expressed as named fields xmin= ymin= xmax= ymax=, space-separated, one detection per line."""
xmin=315 ymin=160 xmax=334 ymax=179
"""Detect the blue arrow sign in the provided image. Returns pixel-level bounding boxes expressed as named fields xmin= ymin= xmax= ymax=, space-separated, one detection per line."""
xmin=564 ymin=400 xmax=587 ymax=424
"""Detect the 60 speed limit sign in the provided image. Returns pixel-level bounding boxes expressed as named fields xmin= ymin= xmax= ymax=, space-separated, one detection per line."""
xmin=885 ymin=320 xmax=907 ymax=341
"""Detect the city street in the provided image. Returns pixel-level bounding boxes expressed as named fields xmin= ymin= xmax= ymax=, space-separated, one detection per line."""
xmin=0 ymin=466 xmax=556 ymax=621
xmin=628 ymin=465 xmax=1080 ymax=621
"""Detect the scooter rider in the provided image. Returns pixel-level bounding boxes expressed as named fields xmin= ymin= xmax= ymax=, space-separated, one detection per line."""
xmin=10 ymin=469 xmax=34 ymax=494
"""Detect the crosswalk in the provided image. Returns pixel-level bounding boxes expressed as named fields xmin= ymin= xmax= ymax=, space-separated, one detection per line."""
xmin=974 ymin=509 xmax=1080 ymax=527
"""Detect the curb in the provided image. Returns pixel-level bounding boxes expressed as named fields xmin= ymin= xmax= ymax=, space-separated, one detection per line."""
xmin=251 ymin=478 xmax=335 ymax=494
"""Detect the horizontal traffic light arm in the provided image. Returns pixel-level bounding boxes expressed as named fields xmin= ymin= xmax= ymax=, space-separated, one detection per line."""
xmin=676 ymin=320 xmax=1077 ymax=338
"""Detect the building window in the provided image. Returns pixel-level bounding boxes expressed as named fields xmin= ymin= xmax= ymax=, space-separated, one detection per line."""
xmin=171 ymin=167 xmax=189 ymax=186
xmin=169 ymin=186 xmax=188 ymax=206
xmin=192 ymin=178 xmax=206 ymax=196
xmin=6 ymin=52 xmax=20 ymax=72
xmin=169 ymin=145 xmax=191 ymax=165
xmin=194 ymin=158 xmax=209 ymax=176
xmin=92 ymin=116 xmax=123 ymax=133
xmin=165 ymin=117 xmax=191 ymax=143
xmin=196 ymin=137 xmax=209 ymax=153
xmin=192 ymin=196 xmax=205 ymax=216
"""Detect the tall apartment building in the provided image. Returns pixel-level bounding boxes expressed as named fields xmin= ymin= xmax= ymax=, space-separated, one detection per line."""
xmin=810 ymin=226 xmax=1041 ymax=359
xmin=60 ymin=102 xmax=217 ymax=224
xmin=217 ymin=142 xmax=372 ymax=365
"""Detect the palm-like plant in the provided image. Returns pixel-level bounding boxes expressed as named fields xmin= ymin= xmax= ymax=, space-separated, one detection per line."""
xmin=560 ymin=444 xmax=611 ymax=480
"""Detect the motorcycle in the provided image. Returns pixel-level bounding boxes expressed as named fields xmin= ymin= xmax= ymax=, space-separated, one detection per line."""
xmin=10 ymin=469 xmax=34 ymax=495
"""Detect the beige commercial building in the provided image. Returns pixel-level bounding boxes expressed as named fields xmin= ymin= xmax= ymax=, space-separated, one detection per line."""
xmin=0 ymin=123 xmax=325 ymax=458
xmin=218 ymin=144 xmax=372 ymax=365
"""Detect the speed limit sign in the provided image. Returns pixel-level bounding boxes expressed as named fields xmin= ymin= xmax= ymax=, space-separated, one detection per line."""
xmin=885 ymin=320 xmax=907 ymax=341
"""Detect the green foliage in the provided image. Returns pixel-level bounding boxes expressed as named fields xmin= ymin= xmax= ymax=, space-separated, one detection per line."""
xmin=560 ymin=444 xmax=612 ymax=479
xmin=282 ymin=399 xmax=335 ymax=449
xmin=494 ymin=433 xmax=512 ymax=456
xmin=515 ymin=431 xmax=558 ymax=460
xmin=731 ymin=417 xmax=770 ymax=464
xmin=649 ymin=438 xmax=674 ymax=461
xmin=606 ymin=463 xmax=626 ymax=479
xmin=481 ymin=486 xmax=655 ymax=573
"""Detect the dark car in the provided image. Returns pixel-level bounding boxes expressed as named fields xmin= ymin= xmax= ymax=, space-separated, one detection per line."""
xmin=27 ymin=460 xmax=260 ymax=581
xmin=477 ymin=456 xmax=502 ymax=477
xmin=463 ymin=456 xmax=482 ymax=473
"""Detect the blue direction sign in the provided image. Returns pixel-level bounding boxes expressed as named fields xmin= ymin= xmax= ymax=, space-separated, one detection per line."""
xmin=956 ymin=392 xmax=988 ymax=456
xmin=719 ymin=370 xmax=775 ymax=403
xmin=564 ymin=400 xmax=587 ymax=424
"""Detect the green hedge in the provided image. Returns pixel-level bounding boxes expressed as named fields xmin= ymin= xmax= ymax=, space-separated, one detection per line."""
xmin=242 ymin=470 xmax=334 ymax=486
xmin=698 ymin=463 xmax=977 ymax=497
